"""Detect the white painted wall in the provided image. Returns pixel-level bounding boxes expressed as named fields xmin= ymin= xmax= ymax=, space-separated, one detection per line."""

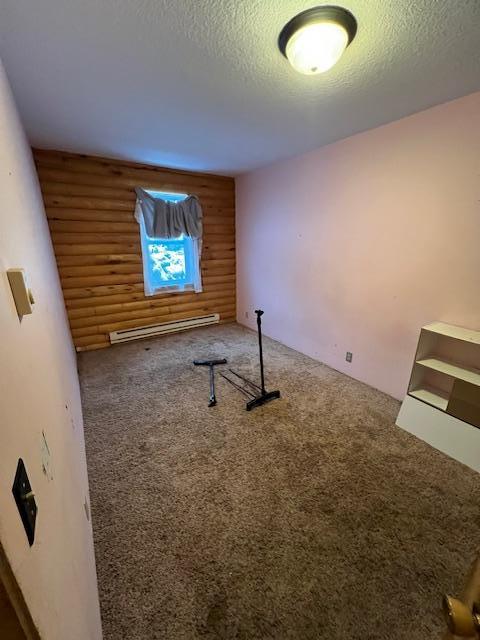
xmin=0 ymin=60 xmax=102 ymax=639
xmin=236 ymin=92 xmax=480 ymax=401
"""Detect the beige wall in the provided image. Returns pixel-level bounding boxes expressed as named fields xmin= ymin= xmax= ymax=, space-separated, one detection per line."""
xmin=0 ymin=61 xmax=102 ymax=638
xmin=236 ymin=92 xmax=480 ymax=400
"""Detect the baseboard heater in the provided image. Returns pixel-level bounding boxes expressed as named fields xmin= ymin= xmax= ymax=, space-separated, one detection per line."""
xmin=109 ymin=313 xmax=220 ymax=345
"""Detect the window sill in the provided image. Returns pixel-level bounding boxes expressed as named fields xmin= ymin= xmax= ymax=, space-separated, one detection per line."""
xmin=146 ymin=286 xmax=201 ymax=297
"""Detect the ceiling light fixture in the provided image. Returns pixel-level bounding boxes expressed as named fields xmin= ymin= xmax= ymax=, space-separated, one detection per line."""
xmin=278 ymin=5 xmax=357 ymax=75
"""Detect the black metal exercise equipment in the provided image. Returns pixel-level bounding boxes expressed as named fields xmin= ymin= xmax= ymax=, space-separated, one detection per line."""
xmin=219 ymin=371 xmax=256 ymax=399
xmin=193 ymin=358 xmax=227 ymax=407
xmin=223 ymin=309 xmax=281 ymax=411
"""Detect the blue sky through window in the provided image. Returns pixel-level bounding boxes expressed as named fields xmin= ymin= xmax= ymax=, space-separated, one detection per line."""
xmin=146 ymin=235 xmax=194 ymax=288
xmin=146 ymin=190 xmax=187 ymax=203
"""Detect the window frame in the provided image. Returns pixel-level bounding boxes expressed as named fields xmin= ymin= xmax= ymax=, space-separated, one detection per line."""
xmin=138 ymin=191 xmax=202 ymax=297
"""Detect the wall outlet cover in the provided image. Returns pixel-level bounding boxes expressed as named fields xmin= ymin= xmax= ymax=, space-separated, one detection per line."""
xmin=346 ymin=352 xmax=353 ymax=363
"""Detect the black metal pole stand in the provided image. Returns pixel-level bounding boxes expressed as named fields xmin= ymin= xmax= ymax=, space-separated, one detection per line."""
xmin=193 ymin=358 xmax=227 ymax=407
xmin=257 ymin=310 xmax=266 ymax=395
xmin=224 ymin=309 xmax=280 ymax=411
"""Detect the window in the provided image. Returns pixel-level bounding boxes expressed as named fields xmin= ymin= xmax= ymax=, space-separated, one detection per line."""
xmin=138 ymin=191 xmax=202 ymax=296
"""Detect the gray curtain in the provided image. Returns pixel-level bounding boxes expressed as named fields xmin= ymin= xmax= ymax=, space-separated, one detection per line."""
xmin=134 ymin=187 xmax=202 ymax=239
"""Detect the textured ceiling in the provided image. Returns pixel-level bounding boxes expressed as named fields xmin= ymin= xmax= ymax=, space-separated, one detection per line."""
xmin=1 ymin=0 xmax=479 ymax=175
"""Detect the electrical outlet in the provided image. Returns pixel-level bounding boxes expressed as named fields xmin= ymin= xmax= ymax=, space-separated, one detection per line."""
xmin=346 ymin=352 xmax=353 ymax=363
xmin=245 ymin=311 xmax=249 ymax=319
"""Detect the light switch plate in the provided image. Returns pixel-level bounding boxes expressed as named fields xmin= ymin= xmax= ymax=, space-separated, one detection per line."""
xmin=7 ymin=269 xmax=34 ymax=317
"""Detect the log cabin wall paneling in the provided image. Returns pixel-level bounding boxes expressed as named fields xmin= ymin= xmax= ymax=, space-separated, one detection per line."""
xmin=33 ymin=150 xmax=236 ymax=351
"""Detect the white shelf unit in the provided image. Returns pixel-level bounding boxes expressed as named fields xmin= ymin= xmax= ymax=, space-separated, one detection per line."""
xmin=397 ymin=322 xmax=480 ymax=473
xmin=407 ymin=322 xmax=480 ymax=414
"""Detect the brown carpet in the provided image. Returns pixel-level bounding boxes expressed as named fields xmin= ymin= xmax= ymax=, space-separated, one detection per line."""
xmin=78 ymin=323 xmax=480 ymax=640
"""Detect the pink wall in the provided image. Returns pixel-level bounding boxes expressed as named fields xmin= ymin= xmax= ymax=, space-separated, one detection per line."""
xmin=236 ymin=92 xmax=480 ymax=400
xmin=0 ymin=61 xmax=102 ymax=638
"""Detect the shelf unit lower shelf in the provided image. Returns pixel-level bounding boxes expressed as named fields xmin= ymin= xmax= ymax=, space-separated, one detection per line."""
xmin=408 ymin=387 xmax=449 ymax=411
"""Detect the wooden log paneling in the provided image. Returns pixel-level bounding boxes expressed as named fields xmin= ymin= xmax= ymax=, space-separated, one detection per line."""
xmin=34 ymin=149 xmax=236 ymax=351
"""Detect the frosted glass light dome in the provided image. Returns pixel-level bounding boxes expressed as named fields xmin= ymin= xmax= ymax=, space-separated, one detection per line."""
xmin=285 ymin=21 xmax=349 ymax=75
xmin=279 ymin=6 xmax=357 ymax=76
